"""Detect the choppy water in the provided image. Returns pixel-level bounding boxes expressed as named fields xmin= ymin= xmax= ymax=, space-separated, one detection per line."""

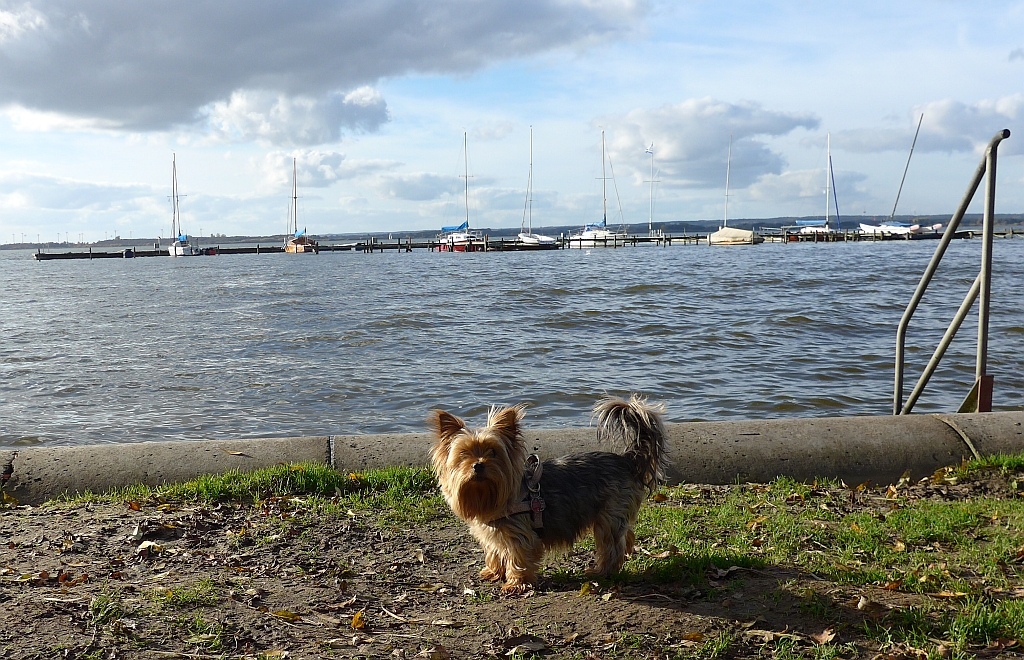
xmin=1 ymin=238 xmax=1022 ymax=447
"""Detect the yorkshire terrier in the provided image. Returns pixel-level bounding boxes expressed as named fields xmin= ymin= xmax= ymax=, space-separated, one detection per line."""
xmin=428 ymin=395 xmax=667 ymax=594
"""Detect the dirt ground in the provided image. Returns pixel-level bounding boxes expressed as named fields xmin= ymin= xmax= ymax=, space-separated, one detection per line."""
xmin=1 ymin=468 xmax=1022 ymax=660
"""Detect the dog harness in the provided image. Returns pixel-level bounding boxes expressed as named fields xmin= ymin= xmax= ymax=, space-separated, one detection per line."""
xmin=487 ymin=454 xmax=545 ymax=529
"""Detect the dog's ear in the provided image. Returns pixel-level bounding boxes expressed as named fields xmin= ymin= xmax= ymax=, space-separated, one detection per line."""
xmin=486 ymin=405 xmax=525 ymax=447
xmin=428 ymin=409 xmax=466 ymax=444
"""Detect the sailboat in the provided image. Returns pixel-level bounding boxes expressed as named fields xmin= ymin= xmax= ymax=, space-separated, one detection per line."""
xmin=859 ymin=114 xmax=942 ymax=237
xmin=708 ymin=134 xmax=763 ymax=245
xmin=645 ymin=142 xmax=662 ymax=237
xmin=518 ymin=127 xmax=556 ymax=247
xmin=284 ymin=158 xmax=319 ymax=254
xmin=167 ymin=153 xmax=195 ymax=257
xmin=438 ymin=132 xmax=485 ymax=252
xmin=569 ymin=130 xmax=627 ymax=248
xmin=797 ymin=132 xmax=840 ymax=234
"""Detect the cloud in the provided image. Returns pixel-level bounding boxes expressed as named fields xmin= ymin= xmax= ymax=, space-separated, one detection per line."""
xmin=829 ymin=95 xmax=1023 ymax=155
xmin=472 ymin=121 xmax=515 ymax=141
xmin=1010 ymin=47 xmax=1024 ymax=61
xmin=0 ymin=170 xmax=155 ymax=210
xmin=373 ymin=173 xmax=460 ymax=200
xmin=748 ymin=169 xmax=869 ymax=205
xmin=0 ymin=1 xmax=645 ymax=133
xmin=606 ymin=98 xmax=819 ymax=189
xmin=203 ymin=88 xmax=389 ymax=146
xmin=257 ymin=150 xmax=399 ymax=189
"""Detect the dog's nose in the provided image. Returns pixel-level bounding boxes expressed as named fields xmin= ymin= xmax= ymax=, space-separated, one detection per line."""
xmin=473 ymin=462 xmax=485 ymax=474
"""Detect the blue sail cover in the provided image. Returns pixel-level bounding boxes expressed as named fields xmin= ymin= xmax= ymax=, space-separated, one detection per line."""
xmin=177 ymin=234 xmax=188 ymax=242
xmin=294 ymin=228 xmax=306 ymax=237
xmin=441 ymin=221 xmax=469 ymax=232
xmin=795 ymin=219 xmax=826 ymax=226
xmin=584 ymin=219 xmax=607 ymax=231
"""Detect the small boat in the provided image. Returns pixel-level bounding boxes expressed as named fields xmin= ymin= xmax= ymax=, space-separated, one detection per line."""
xmin=284 ymin=158 xmax=319 ymax=254
xmin=438 ymin=132 xmax=486 ymax=252
xmin=708 ymin=134 xmax=763 ymax=246
xmin=167 ymin=153 xmax=195 ymax=257
xmin=518 ymin=127 xmax=556 ymax=247
xmin=860 ymin=115 xmax=942 ymax=237
xmin=859 ymin=221 xmax=944 ymax=236
xmin=568 ymin=130 xmax=627 ymax=248
xmin=795 ymin=132 xmax=841 ymax=235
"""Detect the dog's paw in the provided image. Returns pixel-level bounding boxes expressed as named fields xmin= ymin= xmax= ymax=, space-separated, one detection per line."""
xmin=479 ymin=566 xmax=503 ymax=581
xmin=500 ymin=579 xmax=533 ymax=595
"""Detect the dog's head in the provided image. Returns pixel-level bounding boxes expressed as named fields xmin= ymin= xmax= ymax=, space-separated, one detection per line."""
xmin=428 ymin=405 xmax=526 ymax=522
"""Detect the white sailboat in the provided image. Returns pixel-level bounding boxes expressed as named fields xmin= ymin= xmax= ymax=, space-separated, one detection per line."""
xmin=859 ymin=114 xmax=942 ymax=237
xmin=569 ymin=130 xmax=627 ymax=248
xmin=709 ymin=134 xmax=763 ymax=245
xmin=797 ymin=132 xmax=839 ymax=234
xmin=518 ymin=127 xmax=556 ymax=247
xmin=167 ymin=153 xmax=195 ymax=257
xmin=438 ymin=132 xmax=485 ymax=252
xmin=284 ymin=158 xmax=319 ymax=254
xmin=645 ymin=142 xmax=662 ymax=237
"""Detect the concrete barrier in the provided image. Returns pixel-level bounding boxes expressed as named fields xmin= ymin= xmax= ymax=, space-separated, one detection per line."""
xmin=3 ymin=412 xmax=1023 ymax=505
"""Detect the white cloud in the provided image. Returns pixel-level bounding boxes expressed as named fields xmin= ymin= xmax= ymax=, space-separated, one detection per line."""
xmin=0 ymin=170 xmax=155 ymax=210
xmin=373 ymin=173 xmax=461 ymax=201
xmin=256 ymin=150 xmax=399 ymax=188
xmin=830 ymin=95 xmax=1023 ymax=155
xmin=748 ymin=168 xmax=871 ymax=209
xmin=472 ymin=121 xmax=515 ymax=141
xmin=606 ymin=98 xmax=819 ymax=190
xmin=202 ymin=87 xmax=389 ymax=146
xmin=0 ymin=6 xmax=46 ymax=44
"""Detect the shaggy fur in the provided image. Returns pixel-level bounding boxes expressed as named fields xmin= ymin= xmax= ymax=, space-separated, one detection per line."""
xmin=428 ymin=394 xmax=667 ymax=594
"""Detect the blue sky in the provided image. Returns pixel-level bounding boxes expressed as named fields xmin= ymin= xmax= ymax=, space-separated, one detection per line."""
xmin=1 ymin=0 xmax=1022 ymax=242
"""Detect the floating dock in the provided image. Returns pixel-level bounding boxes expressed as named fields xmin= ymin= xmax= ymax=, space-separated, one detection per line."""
xmin=29 ymin=228 xmax=1021 ymax=260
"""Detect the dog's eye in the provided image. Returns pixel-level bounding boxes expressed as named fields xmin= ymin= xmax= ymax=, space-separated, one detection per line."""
xmin=485 ymin=449 xmax=497 ymax=459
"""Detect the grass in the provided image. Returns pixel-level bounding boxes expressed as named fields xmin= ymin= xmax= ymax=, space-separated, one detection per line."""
xmin=51 ymin=463 xmax=444 ymax=524
xmin=37 ymin=452 xmax=1024 ymax=659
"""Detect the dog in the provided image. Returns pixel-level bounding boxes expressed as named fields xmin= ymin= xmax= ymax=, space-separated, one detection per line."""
xmin=428 ymin=394 xmax=667 ymax=594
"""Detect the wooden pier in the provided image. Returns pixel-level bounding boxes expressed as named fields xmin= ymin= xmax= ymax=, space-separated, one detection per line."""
xmin=30 ymin=228 xmax=1021 ymax=260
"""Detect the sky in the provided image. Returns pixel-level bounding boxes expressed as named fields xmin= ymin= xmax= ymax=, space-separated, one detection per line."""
xmin=1 ymin=0 xmax=1023 ymax=243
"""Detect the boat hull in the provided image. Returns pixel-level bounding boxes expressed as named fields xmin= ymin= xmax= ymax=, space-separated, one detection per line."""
xmin=168 ymin=242 xmax=195 ymax=257
xmin=708 ymin=227 xmax=764 ymax=245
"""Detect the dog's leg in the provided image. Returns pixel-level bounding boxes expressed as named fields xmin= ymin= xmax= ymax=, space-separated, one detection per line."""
xmin=479 ymin=549 xmax=504 ymax=582
xmin=501 ymin=539 xmax=543 ymax=594
xmin=587 ymin=511 xmax=631 ymax=576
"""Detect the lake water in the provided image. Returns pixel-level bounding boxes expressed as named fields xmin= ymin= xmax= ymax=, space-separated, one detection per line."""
xmin=1 ymin=238 xmax=1022 ymax=447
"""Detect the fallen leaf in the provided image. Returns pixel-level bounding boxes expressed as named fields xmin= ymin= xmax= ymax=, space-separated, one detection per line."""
xmin=351 ymin=610 xmax=366 ymax=629
xmin=127 ymin=501 xmax=141 ymax=511
xmin=811 ymin=628 xmax=836 ymax=645
xmin=414 ymin=583 xmax=443 ymax=592
xmin=652 ymin=493 xmax=668 ymax=502
xmin=682 ymin=632 xmax=706 ymax=642
xmin=272 ymin=610 xmax=302 ymax=623
xmin=579 ymin=583 xmax=592 ymax=596
xmin=883 ymin=578 xmax=904 ymax=591
xmin=930 ymin=591 xmax=969 ymax=599
xmin=431 ymin=619 xmax=458 ymax=627
xmin=413 ymin=548 xmax=425 ymax=563
xmin=893 ymin=540 xmax=906 ymax=552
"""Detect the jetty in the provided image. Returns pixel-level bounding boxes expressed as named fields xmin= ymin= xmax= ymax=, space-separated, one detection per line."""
xmin=28 ymin=226 xmax=1022 ymax=260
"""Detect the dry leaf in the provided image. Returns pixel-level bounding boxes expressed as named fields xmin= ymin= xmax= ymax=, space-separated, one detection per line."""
xmin=413 ymin=548 xmax=425 ymax=563
xmin=127 ymin=501 xmax=141 ymax=511
xmin=811 ymin=628 xmax=836 ymax=645
xmin=883 ymin=578 xmax=904 ymax=591
xmin=272 ymin=610 xmax=302 ymax=622
xmin=351 ymin=610 xmax=366 ymax=629
xmin=579 ymin=583 xmax=592 ymax=595
xmin=930 ymin=591 xmax=969 ymax=599
xmin=893 ymin=540 xmax=906 ymax=552
xmin=682 ymin=632 xmax=706 ymax=642
xmin=224 ymin=450 xmax=250 ymax=457
xmin=652 ymin=493 xmax=668 ymax=502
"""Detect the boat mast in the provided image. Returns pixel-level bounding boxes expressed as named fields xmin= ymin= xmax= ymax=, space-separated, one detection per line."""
xmin=724 ymin=133 xmax=732 ymax=228
xmin=528 ymin=126 xmax=533 ymax=232
xmin=648 ymin=143 xmax=654 ymax=235
xmin=601 ymin=129 xmax=607 ymax=225
xmin=291 ymin=158 xmax=298 ymax=235
xmin=464 ymin=131 xmax=470 ymax=229
xmin=171 ymin=153 xmax=179 ymax=239
xmin=825 ymin=133 xmax=830 ymax=229
xmin=891 ymin=113 xmax=924 ymax=221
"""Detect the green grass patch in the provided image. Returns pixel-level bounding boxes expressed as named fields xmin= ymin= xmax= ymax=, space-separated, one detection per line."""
xmin=154 ymin=578 xmax=220 ymax=609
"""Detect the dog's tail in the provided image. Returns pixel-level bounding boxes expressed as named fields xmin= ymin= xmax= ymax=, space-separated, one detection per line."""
xmin=594 ymin=394 xmax=668 ymax=494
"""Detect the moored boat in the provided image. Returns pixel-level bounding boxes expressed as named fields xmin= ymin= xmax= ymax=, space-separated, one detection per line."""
xmin=437 ymin=132 xmax=486 ymax=252
xmin=708 ymin=134 xmax=763 ymax=246
xmin=284 ymin=158 xmax=319 ymax=254
xmin=167 ymin=153 xmax=195 ymax=257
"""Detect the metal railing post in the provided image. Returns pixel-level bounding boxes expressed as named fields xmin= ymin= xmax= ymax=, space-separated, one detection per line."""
xmin=894 ymin=129 xmax=1009 ymax=415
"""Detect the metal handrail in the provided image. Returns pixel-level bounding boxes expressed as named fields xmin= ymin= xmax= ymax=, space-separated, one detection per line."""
xmin=894 ymin=129 xmax=1010 ymax=415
